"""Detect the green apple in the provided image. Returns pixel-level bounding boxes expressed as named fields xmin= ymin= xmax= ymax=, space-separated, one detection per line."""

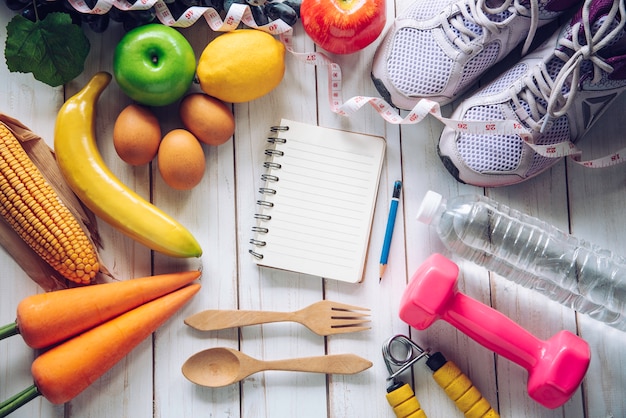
xmin=113 ymin=24 xmax=196 ymax=107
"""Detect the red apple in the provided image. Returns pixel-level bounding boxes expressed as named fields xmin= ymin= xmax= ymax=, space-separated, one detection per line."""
xmin=300 ymin=0 xmax=386 ymax=55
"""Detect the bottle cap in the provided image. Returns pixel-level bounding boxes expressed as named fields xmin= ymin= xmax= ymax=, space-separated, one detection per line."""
xmin=416 ymin=190 xmax=443 ymax=224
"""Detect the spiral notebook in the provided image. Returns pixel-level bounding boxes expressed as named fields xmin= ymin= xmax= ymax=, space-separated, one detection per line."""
xmin=248 ymin=119 xmax=386 ymax=283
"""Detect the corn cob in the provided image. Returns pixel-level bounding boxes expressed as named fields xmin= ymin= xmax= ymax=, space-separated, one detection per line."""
xmin=0 ymin=122 xmax=99 ymax=284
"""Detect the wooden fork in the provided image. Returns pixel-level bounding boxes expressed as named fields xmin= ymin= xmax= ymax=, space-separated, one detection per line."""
xmin=184 ymin=300 xmax=371 ymax=336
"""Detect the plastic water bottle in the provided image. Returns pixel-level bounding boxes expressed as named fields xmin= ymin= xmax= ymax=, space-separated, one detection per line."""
xmin=417 ymin=190 xmax=626 ymax=331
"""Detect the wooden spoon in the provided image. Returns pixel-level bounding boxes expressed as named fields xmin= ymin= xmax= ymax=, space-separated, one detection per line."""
xmin=181 ymin=347 xmax=372 ymax=387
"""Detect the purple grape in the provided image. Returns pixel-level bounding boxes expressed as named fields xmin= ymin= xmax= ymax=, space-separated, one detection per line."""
xmin=179 ymin=0 xmax=202 ymax=7
xmin=222 ymin=0 xmax=246 ymax=13
xmin=283 ymin=0 xmax=300 ymax=16
xmin=122 ymin=8 xmax=156 ymax=31
xmin=108 ymin=8 xmax=126 ymax=22
xmin=5 ymin=0 xmax=30 ymax=12
xmin=249 ymin=4 xmax=269 ymax=25
xmin=202 ymin=0 xmax=222 ymax=11
xmin=84 ymin=13 xmax=110 ymax=32
xmin=264 ymin=1 xmax=297 ymax=26
xmin=21 ymin=2 xmax=70 ymax=22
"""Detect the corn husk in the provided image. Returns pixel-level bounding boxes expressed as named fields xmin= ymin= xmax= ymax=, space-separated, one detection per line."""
xmin=0 ymin=114 xmax=110 ymax=291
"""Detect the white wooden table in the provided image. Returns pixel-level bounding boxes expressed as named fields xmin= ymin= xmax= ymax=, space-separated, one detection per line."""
xmin=2 ymin=3 xmax=626 ymax=417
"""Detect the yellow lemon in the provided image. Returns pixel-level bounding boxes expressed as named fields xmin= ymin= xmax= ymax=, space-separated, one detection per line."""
xmin=196 ymin=29 xmax=286 ymax=103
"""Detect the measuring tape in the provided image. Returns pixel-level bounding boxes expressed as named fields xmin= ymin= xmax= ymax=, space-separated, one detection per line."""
xmin=67 ymin=0 xmax=626 ymax=169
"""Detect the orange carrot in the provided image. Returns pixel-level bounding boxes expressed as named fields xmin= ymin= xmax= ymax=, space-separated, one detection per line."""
xmin=16 ymin=270 xmax=200 ymax=349
xmin=31 ymin=283 xmax=200 ymax=405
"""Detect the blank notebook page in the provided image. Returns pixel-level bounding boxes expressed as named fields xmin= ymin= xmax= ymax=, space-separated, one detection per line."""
xmin=249 ymin=119 xmax=386 ymax=283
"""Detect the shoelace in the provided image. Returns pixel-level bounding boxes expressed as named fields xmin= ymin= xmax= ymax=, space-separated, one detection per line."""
xmin=547 ymin=0 xmax=626 ymax=122
xmin=443 ymin=0 xmax=540 ymax=56
xmin=510 ymin=0 xmax=626 ymax=134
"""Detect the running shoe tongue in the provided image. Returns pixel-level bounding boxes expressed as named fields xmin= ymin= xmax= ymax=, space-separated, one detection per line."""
xmin=452 ymin=2 xmax=512 ymax=41
xmin=568 ymin=7 xmax=626 ymax=72
xmin=571 ymin=0 xmax=617 ymax=25
xmin=608 ymin=55 xmax=626 ymax=80
xmin=545 ymin=0 xmax=582 ymax=12
xmin=450 ymin=3 xmax=484 ymax=40
xmin=485 ymin=0 xmax=506 ymax=8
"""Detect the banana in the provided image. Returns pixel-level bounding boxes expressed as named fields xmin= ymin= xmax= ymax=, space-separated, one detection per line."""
xmin=54 ymin=72 xmax=202 ymax=258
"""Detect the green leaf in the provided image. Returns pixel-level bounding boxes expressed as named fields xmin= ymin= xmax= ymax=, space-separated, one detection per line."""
xmin=5 ymin=13 xmax=90 ymax=87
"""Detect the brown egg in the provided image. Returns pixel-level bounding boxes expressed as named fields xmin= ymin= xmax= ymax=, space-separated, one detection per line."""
xmin=158 ymin=129 xmax=206 ymax=190
xmin=113 ymin=104 xmax=161 ymax=166
xmin=179 ymin=93 xmax=235 ymax=146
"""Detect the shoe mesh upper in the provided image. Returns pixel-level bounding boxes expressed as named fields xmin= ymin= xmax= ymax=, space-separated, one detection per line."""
xmin=378 ymin=0 xmax=576 ymax=105
xmin=457 ymin=105 xmax=524 ymax=173
xmin=527 ymin=115 xmax=571 ymax=176
xmin=389 ymin=28 xmax=454 ymax=96
xmin=448 ymin=0 xmax=626 ymax=185
xmin=478 ymin=63 xmax=529 ymax=96
xmin=402 ymin=0 xmax=458 ymax=21
xmin=458 ymin=59 xmax=574 ymax=176
xmin=459 ymin=42 xmax=502 ymax=89
xmin=388 ymin=7 xmax=511 ymax=97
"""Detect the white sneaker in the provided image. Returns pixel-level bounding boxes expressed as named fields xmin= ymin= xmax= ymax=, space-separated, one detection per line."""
xmin=371 ymin=0 xmax=581 ymax=109
xmin=438 ymin=0 xmax=626 ymax=187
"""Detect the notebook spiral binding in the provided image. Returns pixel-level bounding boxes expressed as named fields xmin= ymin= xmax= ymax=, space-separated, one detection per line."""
xmin=249 ymin=125 xmax=289 ymax=259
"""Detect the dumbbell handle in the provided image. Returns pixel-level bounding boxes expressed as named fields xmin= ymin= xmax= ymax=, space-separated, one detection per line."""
xmin=442 ymin=291 xmax=541 ymax=370
xmin=399 ymin=253 xmax=591 ymax=409
xmin=440 ymin=287 xmax=590 ymax=409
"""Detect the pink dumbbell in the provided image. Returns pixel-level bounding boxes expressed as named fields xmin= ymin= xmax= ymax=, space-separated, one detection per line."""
xmin=399 ymin=253 xmax=591 ymax=409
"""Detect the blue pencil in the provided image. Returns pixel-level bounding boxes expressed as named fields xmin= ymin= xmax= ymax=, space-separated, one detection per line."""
xmin=379 ymin=180 xmax=402 ymax=281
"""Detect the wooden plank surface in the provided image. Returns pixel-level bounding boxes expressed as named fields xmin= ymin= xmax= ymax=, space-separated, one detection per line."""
xmin=2 ymin=3 xmax=626 ymax=417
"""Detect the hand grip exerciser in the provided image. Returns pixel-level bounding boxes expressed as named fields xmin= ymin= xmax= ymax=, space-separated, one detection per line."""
xmin=383 ymin=335 xmax=499 ymax=418
xmin=399 ymin=254 xmax=591 ymax=409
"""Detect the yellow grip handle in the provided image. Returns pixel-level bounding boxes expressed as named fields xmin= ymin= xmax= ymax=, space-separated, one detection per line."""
xmin=432 ymin=361 xmax=500 ymax=418
xmin=386 ymin=383 xmax=427 ymax=418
